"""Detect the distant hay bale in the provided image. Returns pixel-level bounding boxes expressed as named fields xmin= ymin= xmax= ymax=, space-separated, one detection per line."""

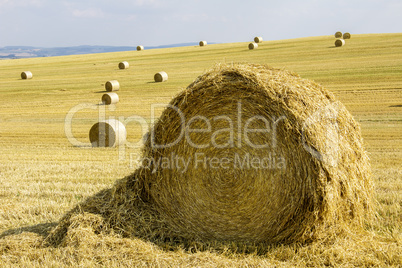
xmin=118 ymin=61 xmax=129 ymax=69
xmin=21 ymin=71 xmax=33 ymax=79
xmin=343 ymin=32 xmax=351 ymax=39
xmin=45 ymin=63 xmax=373 ymax=248
xmin=199 ymin=41 xmax=207 ymax=46
xmin=101 ymin=92 xmax=119 ymax=105
xmin=105 ymin=80 xmax=120 ymax=92
xmin=248 ymin=42 xmax=258 ymax=50
xmin=89 ymin=119 xmax=126 ymax=147
xmin=335 ymin=39 xmax=346 ymax=47
xmin=137 ymin=45 xmax=144 ymax=51
xmin=254 ymin=36 xmax=263 ymax=43
xmin=335 ymin=31 xmax=343 ymax=38
xmin=154 ymin=71 xmax=168 ymax=82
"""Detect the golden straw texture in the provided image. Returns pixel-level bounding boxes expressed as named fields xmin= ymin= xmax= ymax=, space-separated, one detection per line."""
xmin=45 ymin=63 xmax=373 ymax=249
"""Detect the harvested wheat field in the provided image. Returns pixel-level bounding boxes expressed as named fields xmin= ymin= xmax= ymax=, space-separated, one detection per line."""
xmin=0 ymin=34 xmax=401 ymax=267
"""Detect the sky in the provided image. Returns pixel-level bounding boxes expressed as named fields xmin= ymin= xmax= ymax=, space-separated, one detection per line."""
xmin=0 ymin=0 xmax=400 ymax=48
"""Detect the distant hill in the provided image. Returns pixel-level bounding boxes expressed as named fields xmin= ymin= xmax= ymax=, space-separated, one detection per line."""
xmin=0 ymin=42 xmax=205 ymax=59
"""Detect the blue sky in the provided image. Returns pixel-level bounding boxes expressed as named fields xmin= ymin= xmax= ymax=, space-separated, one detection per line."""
xmin=0 ymin=0 xmax=400 ymax=47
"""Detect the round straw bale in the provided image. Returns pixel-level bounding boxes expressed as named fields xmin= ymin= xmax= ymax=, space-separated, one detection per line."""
xmin=139 ymin=63 xmax=373 ymax=244
xmin=254 ymin=36 xmax=263 ymax=43
xmin=248 ymin=42 xmax=258 ymax=50
xmin=335 ymin=31 xmax=343 ymax=38
xmin=21 ymin=71 xmax=33 ymax=79
xmin=101 ymin=92 xmax=119 ymax=105
xmin=118 ymin=61 xmax=129 ymax=69
xmin=199 ymin=41 xmax=207 ymax=46
xmin=105 ymin=80 xmax=120 ymax=91
xmin=89 ymin=119 xmax=126 ymax=147
xmin=154 ymin=71 xmax=168 ymax=82
xmin=343 ymin=32 xmax=351 ymax=39
xmin=335 ymin=39 xmax=346 ymax=47
xmin=137 ymin=45 xmax=144 ymax=51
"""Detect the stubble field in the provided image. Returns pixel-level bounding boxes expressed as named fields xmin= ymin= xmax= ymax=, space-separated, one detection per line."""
xmin=0 ymin=33 xmax=401 ymax=266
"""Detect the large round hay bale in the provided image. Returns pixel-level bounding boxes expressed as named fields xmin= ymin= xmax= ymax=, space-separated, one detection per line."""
xmin=254 ymin=36 xmax=263 ymax=43
xmin=248 ymin=42 xmax=258 ymax=50
xmin=21 ymin=71 xmax=33 ymax=79
xmin=335 ymin=39 xmax=346 ymax=47
xmin=105 ymin=80 xmax=120 ymax=91
xmin=101 ymin=92 xmax=119 ymax=105
xmin=89 ymin=119 xmax=126 ymax=147
xmin=199 ymin=41 xmax=207 ymax=46
xmin=343 ymin=32 xmax=351 ymax=39
xmin=139 ymin=63 xmax=373 ymax=244
xmin=335 ymin=31 xmax=343 ymax=38
xmin=154 ymin=71 xmax=168 ymax=82
xmin=118 ymin=61 xmax=129 ymax=69
xmin=137 ymin=45 xmax=144 ymax=51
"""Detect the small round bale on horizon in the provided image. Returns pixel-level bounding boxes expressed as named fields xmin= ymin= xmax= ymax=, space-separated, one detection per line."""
xmin=335 ymin=31 xmax=343 ymax=38
xmin=343 ymin=32 xmax=351 ymax=39
xmin=89 ymin=119 xmax=126 ymax=147
xmin=105 ymin=80 xmax=120 ymax=91
xmin=249 ymin=42 xmax=258 ymax=50
xmin=154 ymin=71 xmax=168 ymax=82
xmin=137 ymin=45 xmax=144 ymax=51
xmin=118 ymin=61 xmax=129 ymax=69
xmin=21 ymin=71 xmax=33 ymax=79
xmin=335 ymin=39 xmax=346 ymax=47
xmin=199 ymin=41 xmax=207 ymax=46
xmin=102 ymin=92 xmax=119 ymax=105
xmin=254 ymin=36 xmax=263 ymax=43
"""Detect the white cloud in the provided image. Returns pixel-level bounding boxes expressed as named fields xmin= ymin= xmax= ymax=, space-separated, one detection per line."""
xmin=0 ymin=0 xmax=44 ymax=15
xmin=71 ymin=7 xmax=105 ymax=18
xmin=0 ymin=0 xmax=43 ymax=7
xmin=179 ymin=13 xmax=209 ymax=22
xmin=0 ymin=0 xmax=10 ymax=6
xmin=133 ymin=0 xmax=161 ymax=7
xmin=124 ymin=14 xmax=138 ymax=22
